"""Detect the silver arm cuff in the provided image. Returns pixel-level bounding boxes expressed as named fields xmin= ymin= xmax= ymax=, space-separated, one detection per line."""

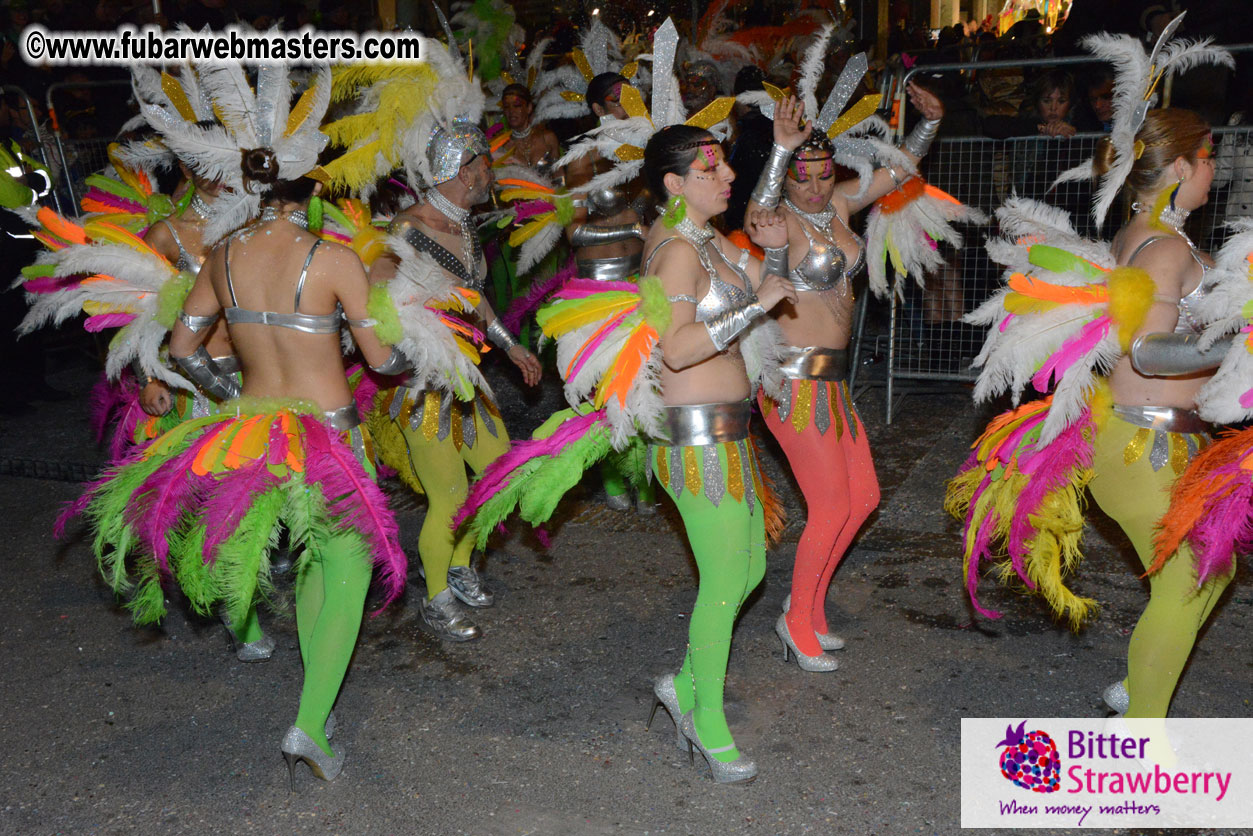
xmin=1129 ymin=332 xmax=1233 ymax=377
xmin=761 ymin=245 xmax=789 ymax=279
xmin=902 ymin=117 xmax=941 ymax=159
xmin=487 ymin=319 xmax=520 ymax=351
xmin=370 ymin=346 xmax=412 ymax=375
xmin=345 ymin=316 xmax=379 ymax=328
xmin=130 ymin=358 xmax=151 ymax=388
xmin=570 ymin=222 xmax=644 ymax=248
xmin=750 ymin=143 xmax=791 ymax=210
xmin=178 ymin=309 xmax=220 ymax=333
xmin=174 ymin=345 xmax=241 ymax=401
xmin=704 ymin=302 xmax=767 ymax=352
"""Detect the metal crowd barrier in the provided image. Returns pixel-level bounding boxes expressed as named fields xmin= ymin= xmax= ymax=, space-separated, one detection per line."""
xmin=45 ymin=79 xmax=132 ymax=212
xmin=2 ymin=85 xmax=67 ymax=215
xmin=869 ymin=48 xmax=1253 ymax=423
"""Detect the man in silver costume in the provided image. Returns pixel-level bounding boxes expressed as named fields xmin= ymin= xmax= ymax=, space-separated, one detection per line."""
xmin=370 ymin=120 xmax=543 ymax=642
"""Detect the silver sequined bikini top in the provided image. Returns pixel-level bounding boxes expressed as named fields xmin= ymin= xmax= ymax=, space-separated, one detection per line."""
xmin=161 ymin=219 xmax=201 ymax=275
xmin=784 ymin=200 xmax=865 ymax=292
xmin=1127 ymin=235 xmax=1211 ymax=336
xmin=222 ymin=237 xmax=343 ymax=334
xmin=647 ymin=233 xmax=757 ymax=323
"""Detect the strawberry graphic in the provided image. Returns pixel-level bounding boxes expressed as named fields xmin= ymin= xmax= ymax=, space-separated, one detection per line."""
xmin=996 ymin=721 xmax=1061 ymax=793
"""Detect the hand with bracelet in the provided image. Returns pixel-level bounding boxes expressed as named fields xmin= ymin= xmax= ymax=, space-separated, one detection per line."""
xmin=744 ymin=208 xmax=798 ymax=311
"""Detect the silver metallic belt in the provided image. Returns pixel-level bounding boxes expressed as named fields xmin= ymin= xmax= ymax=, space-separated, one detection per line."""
xmin=778 ymin=346 xmax=848 ymax=381
xmin=1112 ymin=404 xmax=1209 ymax=435
xmin=658 ymin=401 xmax=751 ymax=447
xmin=323 ymin=403 xmax=361 ymax=432
xmin=212 ymin=355 xmax=241 ymax=374
xmin=576 ymin=254 xmax=641 ymax=282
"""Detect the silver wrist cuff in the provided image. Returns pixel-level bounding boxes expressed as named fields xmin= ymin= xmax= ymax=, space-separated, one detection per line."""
xmin=178 ymin=309 xmax=220 ymax=333
xmin=751 ymin=143 xmax=791 ymax=210
xmin=174 ymin=345 xmax=241 ymax=401
xmin=487 ymin=319 xmax=519 ymax=351
xmin=704 ymin=301 xmax=767 ymax=352
xmin=761 ymin=245 xmax=789 ymax=279
xmin=902 ymin=117 xmax=941 ymax=159
xmin=570 ymin=222 xmax=644 ymax=248
xmin=370 ymin=346 xmax=412 ymax=376
xmin=1130 ymin=332 xmax=1232 ymax=377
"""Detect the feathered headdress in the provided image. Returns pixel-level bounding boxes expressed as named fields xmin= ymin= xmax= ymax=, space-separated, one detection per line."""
xmin=321 ymin=38 xmax=485 ymax=198
xmin=133 ymin=58 xmax=332 ymax=243
xmin=738 ymin=25 xmax=907 ymax=198
xmin=532 ymin=19 xmax=646 ymax=123
xmin=1053 ymin=12 xmax=1233 ymax=228
xmin=555 ymin=18 xmax=737 ymax=196
xmin=450 ymin=0 xmax=525 ymax=84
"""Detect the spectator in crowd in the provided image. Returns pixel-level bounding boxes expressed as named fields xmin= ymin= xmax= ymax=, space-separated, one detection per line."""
xmin=982 ymin=69 xmax=1076 ymax=139
xmin=1073 ymin=67 xmax=1115 ymax=133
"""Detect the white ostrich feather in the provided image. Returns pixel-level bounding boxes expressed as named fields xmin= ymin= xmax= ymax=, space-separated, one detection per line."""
xmin=387 ymin=231 xmax=491 ymax=399
xmin=20 ymin=242 xmax=191 ymax=389
xmin=796 ymin=25 xmax=834 ymax=119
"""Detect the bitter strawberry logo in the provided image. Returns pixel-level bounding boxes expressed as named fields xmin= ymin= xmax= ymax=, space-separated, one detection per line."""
xmin=996 ymin=720 xmax=1061 ymax=793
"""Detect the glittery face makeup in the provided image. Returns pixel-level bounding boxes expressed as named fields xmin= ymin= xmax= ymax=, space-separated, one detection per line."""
xmin=1197 ymin=134 xmax=1214 ymax=159
xmin=689 ymin=141 xmax=725 ymax=174
xmin=787 ymin=155 xmax=835 ymax=183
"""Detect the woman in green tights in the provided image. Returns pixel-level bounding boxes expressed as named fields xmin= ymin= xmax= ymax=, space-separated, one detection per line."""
xmin=73 ymin=149 xmax=408 ymax=785
xmin=640 ymin=125 xmax=796 ymax=783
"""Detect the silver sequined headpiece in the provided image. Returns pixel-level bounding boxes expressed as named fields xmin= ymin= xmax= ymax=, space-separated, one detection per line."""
xmin=427 ymin=121 xmax=491 ymax=185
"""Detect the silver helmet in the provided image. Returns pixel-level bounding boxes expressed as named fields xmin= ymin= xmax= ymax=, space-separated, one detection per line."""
xmin=427 ymin=121 xmax=490 ymax=185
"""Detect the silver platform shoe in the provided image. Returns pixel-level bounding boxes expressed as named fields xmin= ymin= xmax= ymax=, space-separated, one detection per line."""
xmin=775 ymin=613 xmax=837 ymax=672
xmin=680 ymin=713 xmax=757 ymax=784
xmin=420 ymin=589 xmax=482 ymax=642
xmin=447 ymin=565 xmax=494 ymax=608
xmin=782 ymin=593 xmax=845 ymax=651
xmin=1102 ymin=681 xmax=1130 ymax=714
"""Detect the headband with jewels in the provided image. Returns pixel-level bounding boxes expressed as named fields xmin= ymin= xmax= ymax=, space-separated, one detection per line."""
xmin=1052 ymin=12 xmax=1233 ymax=229
xmin=321 ymin=36 xmax=487 ymax=197
xmin=737 ymin=24 xmax=910 ymax=199
xmin=128 ymin=51 xmax=332 ymax=244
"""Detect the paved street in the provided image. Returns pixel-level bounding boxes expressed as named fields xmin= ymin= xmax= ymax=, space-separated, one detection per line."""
xmin=1 ymin=353 xmax=1250 ymax=836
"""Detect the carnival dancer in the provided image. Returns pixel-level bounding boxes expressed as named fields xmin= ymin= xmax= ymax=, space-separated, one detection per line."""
xmin=744 ymin=33 xmax=953 ymax=670
xmin=496 ymin=83 xmax=561 ymax=179
xmin=63 ymin=63 xmax=409 ymax=783
xmin=322 ymin=43 xmax=542 ymax=642
xmin=947 ymin=14 xmax=1236 ymax=719
xmin=454 ymin=19 xmax=791 ymax=781
xmin=539 ymin=23 xmax=655 ymax=512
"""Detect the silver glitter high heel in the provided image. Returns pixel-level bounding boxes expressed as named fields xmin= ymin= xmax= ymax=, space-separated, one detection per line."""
xmin=447 ymin=565 xmax=494 ymax=608
xmin=645 ymin=674 xmax=688 ymax=751
xmin=775 ymin=613 xmax=837 ymax=672
xmin=420 ymin=588 xmax=482 ymax=642
xmin=679 ymin=713 xmax=757 ymax=784
xmin=782 ymin=593 xmax=845 ymax=651
xmin=280 ymin=726 xmax=344 ymax=789
xmin=1102 ymin=681 xmax=1130 ymax=714
xmin=605 ymin=492 xmax=632 ymax=512
xmin=219 ymin=608 xmax=275 ymax=662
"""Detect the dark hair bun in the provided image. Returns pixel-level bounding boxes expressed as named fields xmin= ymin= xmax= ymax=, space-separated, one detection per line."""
xmin=241 ymin=147 xmax=280 ymax=186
